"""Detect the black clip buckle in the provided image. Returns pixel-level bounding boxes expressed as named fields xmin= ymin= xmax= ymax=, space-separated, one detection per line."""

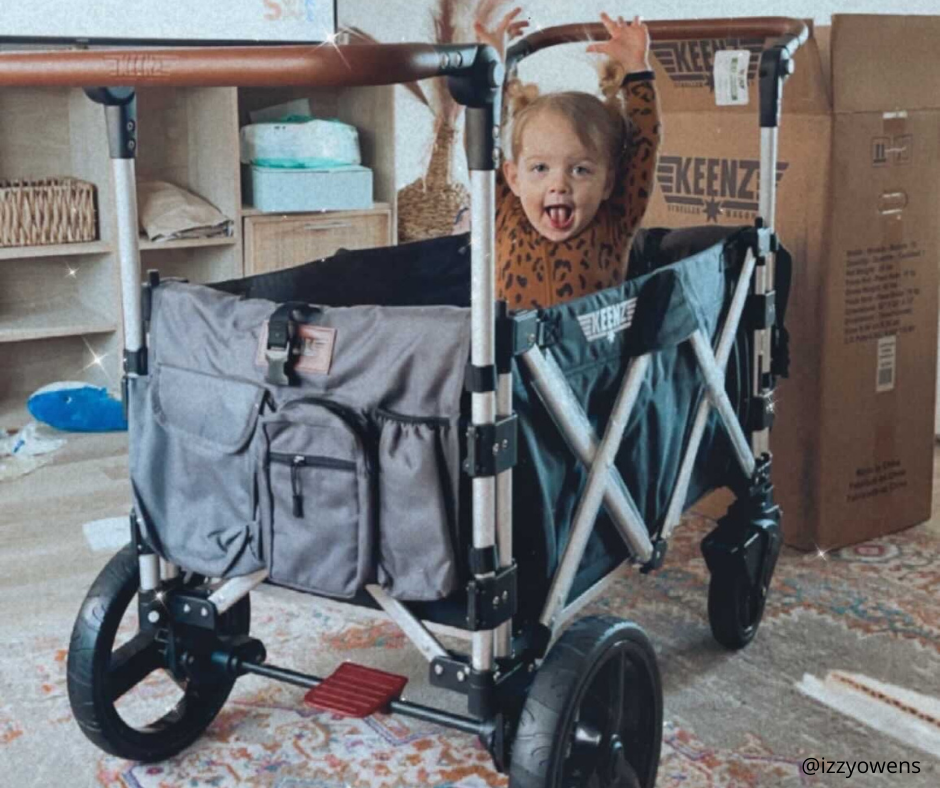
xmin=265 ymin=343 xmax=293 ymax=387
xmin=264 ymin=302 xmax=321 ymax=387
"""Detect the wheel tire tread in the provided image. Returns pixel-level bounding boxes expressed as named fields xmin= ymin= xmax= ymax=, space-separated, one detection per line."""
xmin=66 ymin=544 xmax=249 ymax=762
xmin=508 ymin=616 xmax=662 ymax=788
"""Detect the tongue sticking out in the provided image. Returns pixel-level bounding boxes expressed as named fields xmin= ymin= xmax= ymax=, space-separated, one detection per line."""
xmin=547 ymin=206 xmax=573 ymax=230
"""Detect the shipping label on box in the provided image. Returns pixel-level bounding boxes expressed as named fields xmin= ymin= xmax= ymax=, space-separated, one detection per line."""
xmin=816 ymin=109 xmax=939 ymax=545
xmin=650 ymin=37 xmax=763 ymax=94
xmin=649 ymin=32 xmax=828 ymax=115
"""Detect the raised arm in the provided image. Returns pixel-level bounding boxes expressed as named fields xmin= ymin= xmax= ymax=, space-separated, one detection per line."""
xmin=586 ymin=15 xmax=660 ymax=228
xmin=607 ymin=71 xmax=661 ymax=227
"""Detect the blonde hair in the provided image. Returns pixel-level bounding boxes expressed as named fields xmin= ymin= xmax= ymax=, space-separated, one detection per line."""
xmin=504 ymin=60 xmax=634 ymax=166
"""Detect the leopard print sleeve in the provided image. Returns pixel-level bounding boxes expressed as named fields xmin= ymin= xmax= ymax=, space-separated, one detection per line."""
xmin=602 ymin=75 xmax=662 ymax=276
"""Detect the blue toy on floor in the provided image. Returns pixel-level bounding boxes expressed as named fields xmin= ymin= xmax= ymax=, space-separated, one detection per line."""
xmin=27 ymin=382 xmax=127 ymax=432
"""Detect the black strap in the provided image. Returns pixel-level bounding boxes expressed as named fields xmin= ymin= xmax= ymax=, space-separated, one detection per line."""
xmin=267 ymin=302 xmax=320 ymax=349
xmin=465 ymin=363 xmax=498 ymax=393
xmin=771 ymin=245 xmax=792 ymax=378
xmin=469 ymin=546 xmax=499 ymax=576
xmin=265 ymin=302 xmax=322 ymax=386
xmin=622 ymin=69 xmax=655 ymax=85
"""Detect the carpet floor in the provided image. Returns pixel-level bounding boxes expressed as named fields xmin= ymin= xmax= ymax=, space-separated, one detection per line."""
xmin=0 ymin=432 xmax=937 ymax=787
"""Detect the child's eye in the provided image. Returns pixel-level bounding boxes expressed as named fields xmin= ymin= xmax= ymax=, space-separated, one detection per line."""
xmin=530 ymin=163 xmax=548 ymax=173
xmin=573 ymin=165 xmax=593 ymax=176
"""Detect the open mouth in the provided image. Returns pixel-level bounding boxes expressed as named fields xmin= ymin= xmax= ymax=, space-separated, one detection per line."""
xmin=545 ymin=205 xmax=574 ymax=231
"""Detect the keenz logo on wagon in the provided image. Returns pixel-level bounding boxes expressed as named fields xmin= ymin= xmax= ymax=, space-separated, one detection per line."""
xmin=578 ymin=298 xmax=638 ymax=344
xmin=650 ymin=38 xmax=765 ymax=89
xmin=656 ymin=155 xmax=789 ymax=223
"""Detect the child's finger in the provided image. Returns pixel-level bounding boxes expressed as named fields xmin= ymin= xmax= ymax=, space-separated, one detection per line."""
xmin=598 ymin=11 xmax=618 ymax=35
xmin=503 ymin=7 xmax=523 ymax=25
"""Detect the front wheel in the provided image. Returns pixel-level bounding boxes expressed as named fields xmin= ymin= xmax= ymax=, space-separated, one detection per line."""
xmin=67 ymin=544 xmax=250 ymax=762
xmin=509 ymin=616 xmax=663 ymax=788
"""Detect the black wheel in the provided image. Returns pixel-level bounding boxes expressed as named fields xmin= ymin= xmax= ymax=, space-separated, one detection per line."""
xmin=67 ymin=544 xmax=250 ymax=762
xmin=707 ymin=568 xmax=766 ymax=650
xmin=509 ymin=616 xmax=662 ymax=788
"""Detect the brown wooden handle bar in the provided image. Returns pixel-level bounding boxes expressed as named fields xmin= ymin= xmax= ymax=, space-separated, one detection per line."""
xmin=0 ymin=17 xmax=807 ymax=90
xmin=506 ymin=17 xmax=809 ymax=72
xmin=0 ymin=42 xmax=467 ymax=89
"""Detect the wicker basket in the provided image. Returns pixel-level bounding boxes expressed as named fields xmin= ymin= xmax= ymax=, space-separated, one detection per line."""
xmin=0 ymin=177 xmax=97 ymax=248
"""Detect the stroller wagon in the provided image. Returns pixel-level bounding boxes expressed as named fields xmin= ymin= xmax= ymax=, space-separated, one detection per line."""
xmin=0 ymin=16 xmax=806 ymax=787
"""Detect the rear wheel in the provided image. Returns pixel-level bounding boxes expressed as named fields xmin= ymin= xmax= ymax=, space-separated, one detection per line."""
xmin=509 ymin=616 xmax=662 ymax=788
xmin=67 ymin=544 xmax=250 ymax=762
xmin=707 ymin=567 xmax=765 ymax=650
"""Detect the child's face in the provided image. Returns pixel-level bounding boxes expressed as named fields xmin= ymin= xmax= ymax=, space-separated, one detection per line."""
xmin=503 ymin=109 xmax=614 ymax=243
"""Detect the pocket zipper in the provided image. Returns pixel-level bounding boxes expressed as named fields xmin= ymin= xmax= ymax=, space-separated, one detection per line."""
xmin=279 ymin=396 xmax=374 ymax=472
xmin=270 ymin=452 xmax=356 ymax=517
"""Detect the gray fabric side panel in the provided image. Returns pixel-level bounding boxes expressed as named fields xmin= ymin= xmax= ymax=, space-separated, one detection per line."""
xmin=541 ymin=239 xmax=726 ymax=375
xmin=509 ymin=237 xmax=736 ymax=614
xmin=149 ymin=284 xmax=470 ymax=417
xmin=136 ymin=283 xmax=470 ymax=597
xmin=128 ymin=370 xmax=266 ymax=578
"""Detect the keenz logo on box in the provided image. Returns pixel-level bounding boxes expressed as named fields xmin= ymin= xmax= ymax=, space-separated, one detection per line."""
xmin=656 ymin=155 xmax=789 ymax=222
xmin=651 ymin=39 xmax=764 ymax=89
xmin=578 ymin=298 xmax=638 ymax=343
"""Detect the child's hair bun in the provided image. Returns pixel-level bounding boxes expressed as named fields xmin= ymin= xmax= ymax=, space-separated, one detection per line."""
xmin=505 ymin=77 xmax=541 ymax=115
xmin=597 ymin=58 xmax=626 ymax=102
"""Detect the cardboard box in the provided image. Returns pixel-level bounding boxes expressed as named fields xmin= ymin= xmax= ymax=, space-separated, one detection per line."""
xmin=645 ymin=15 xmax=939 ymax=549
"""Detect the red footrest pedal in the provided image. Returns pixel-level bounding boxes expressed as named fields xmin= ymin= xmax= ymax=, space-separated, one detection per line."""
xmin=304 ymin=662 xmax=409 ymax=718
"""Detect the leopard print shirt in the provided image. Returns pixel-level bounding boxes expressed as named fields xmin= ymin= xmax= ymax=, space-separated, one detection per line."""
xmin=495 ymin=77 xmax=661 ymax=309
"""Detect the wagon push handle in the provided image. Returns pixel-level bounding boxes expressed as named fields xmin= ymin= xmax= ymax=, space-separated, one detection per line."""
xmin=506 ymin=17 xmax=807 ymax=128
xmin=0 ymin=41 xmax=502 ymax=90
xmin=0 ymin=40 xmax=504 ymax=170
xmin=505 ymin=17 xmax=809 ymax=67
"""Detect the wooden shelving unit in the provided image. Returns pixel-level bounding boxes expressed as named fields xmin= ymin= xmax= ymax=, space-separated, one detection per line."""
xmin=0 ymin=81 xmax=242 ymax=429
xmin=0 ymin=241 xmax=113 ymax=261
xmin=138 ymin=235 xmax=237 ymax=252
xmin=0 ymin=70 xmax=397 ymax=430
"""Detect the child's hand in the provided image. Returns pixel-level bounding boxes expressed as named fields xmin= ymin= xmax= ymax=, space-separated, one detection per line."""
xmin=587 ymin=13 xmax=651 ymax=73
xmin=474 ymin=6 xmax=529 ymax=60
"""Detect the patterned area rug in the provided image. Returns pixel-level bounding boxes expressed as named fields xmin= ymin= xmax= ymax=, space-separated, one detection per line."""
xmin=1 ymin=509 xmax=938 ymax=787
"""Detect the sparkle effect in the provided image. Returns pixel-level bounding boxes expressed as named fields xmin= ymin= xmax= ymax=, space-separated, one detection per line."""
xmin=80 ymin=336 xmax=111 ymax=382
xmin=315 ymin=26 xmax=352 ymax=71
xmin=813 ymin=544 xmax=830 ymax=562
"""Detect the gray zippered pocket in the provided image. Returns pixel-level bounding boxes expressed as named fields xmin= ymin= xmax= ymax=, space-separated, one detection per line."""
xmin=260 ymin=398 xmax=374 ymax=598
